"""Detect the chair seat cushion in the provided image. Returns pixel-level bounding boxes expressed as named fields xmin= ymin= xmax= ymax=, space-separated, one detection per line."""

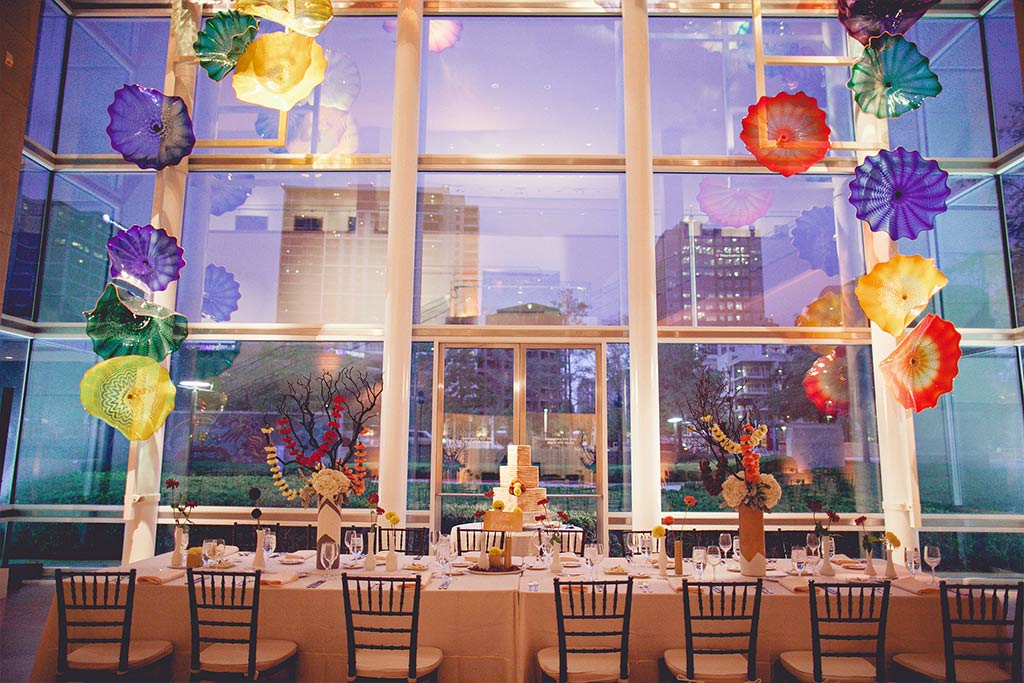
xmin=779 ymin=651 xmax=877 ymax=683
xmin=355 ymin=646 xmax=444 ymax=678
xmin=66 ymin=640 xmax=173 ymax=671
xmin=199 ymin=639 xmax=297 ymax=673
xmin=537 ymin=647 xmax=624 ymax=682
xmin=663 ymin=649 xmax=750 ymax=682
xmin=894 ymin=652 xmax=1012 ymax=683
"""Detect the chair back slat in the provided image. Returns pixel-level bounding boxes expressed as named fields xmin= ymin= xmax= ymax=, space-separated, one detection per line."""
xmin=456 ymin=528 xmax=507 ymax=556
xmin=375 ymin=527 xmax=429 ymax=555
xmin=808 ymin=581 xmax=891 ymax=683
xmin=540 ymin=528 xmax=585 ymax=555
xmin=939 ymin=581 xmax=1024 ymax=683
xmin=186 ymin=569 xmax=261 ymax=680
xmin=342 ymin=574 xmax=423 ymax=682
xmin=54 ymin=569 xmax=138 ymax=677
xmin=552 ymin=578 xmax=633 ymax=683
xmin=681 ymin=580 xmax=763 ymax=681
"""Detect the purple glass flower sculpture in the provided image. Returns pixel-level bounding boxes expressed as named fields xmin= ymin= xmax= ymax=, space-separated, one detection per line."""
xmin=209 ymin=174 xmax=255 ymax=216
xmin=849 ymin=147 xmax=950 ymax=240
xmin=106 ymin=84 xmax=196 ymax=170
xmin=107 ymin=224 xmax=186 ymax=293
xmin=791 ymin=206 xmax=840 ymax=277
xmin=202 ymin=264 xmax=241 ymax=322
xmin=838 ymin=0 xmax=940 ymax=45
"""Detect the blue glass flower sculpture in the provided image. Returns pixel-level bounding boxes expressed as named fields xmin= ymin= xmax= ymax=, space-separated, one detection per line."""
xmin=107 ymin=224 xmax=185 ymax=293
xmin=838 ymin=0 xmax=940 ymax=45
xmin=85 ymin=283 xmax=189 ymax=362
xmin=193 ymin=10 xmax=259 ymax=82
xmin=203 ymin=264 xmax=241 ymax=322
xmin=209 ymin=174 xmax=255 ymax=216
xmin=849 ymin=147 xmax=950 ymax=240
xmin=791 ymin=206 xmax=840 ymax=276
xmin=106 ymin=85 xmax=196 ymax=170
xmin=848 ymin=34 xmax=941 ymax=119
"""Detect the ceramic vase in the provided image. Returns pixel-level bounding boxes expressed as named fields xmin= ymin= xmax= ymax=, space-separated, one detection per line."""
xmin=658 ymin=542 xmax=669 ymax=576
xmin=864 ymin=550 xmax=877 ymax=576
xmin=252 ymin=529 xmax=266 ymax=569
xmin=738 ymin=505 xmax=766 ymax=577
xmin=172 ymin=527 xmax=187 ymax=567
xmin=316 ymin=495 xmax=342 ymax=570
xmin=386 ymin=547 xmax=398 ymax=572
xmin=884 ymin=549 xmax=898 ymax=579
xmin=549 ymin=546 xmax=563 ymax=574
xmin=819 ymin=536 xmax=836 ymax=576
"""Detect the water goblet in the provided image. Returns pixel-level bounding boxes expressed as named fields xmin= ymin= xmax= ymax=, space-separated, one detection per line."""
xmin=202 ymin=539 xmax=217 ymax=567
xmin=719 ymin=533 xmax=732 ymax=562
xmin=732 ymin=535 xmax=741 ymax=562
xmin=692 ymin=547 xmax=707 ymax=580
xmin=638 ymin=536 xmax=652 ymax=566
xmin=344 ymin=530 xmax=357 ymax=559
xmin=320 ymin=540 xmax=340 ymax=581
xmin=805 ymin=545 xmax=820 ymax=576
xmin=584 ymin=544 xmax=599 ymax=579
xmin=178 ymin=529 xmax=190 ymax=560
xmin=791 ymin=547 xmax=807 ymax=577
xmin=706 ymin=546 xmax=722 ymax=580
xmin=350 ymin=534 xmax=364 ymax=561
xmin=435 ymin=539 xmax=452 ymax=578
xmin=262 ymin=529 xmax=277 ymax=556
xmin=211 ymin=538 xmax=226 ymax=566
xmin=924 ymin=545 xmax=941 ymax=584
xmin=806 ymin=532 xmax=820 ymax=558
xmin=906 ymin=546 xmax=921 ymax=576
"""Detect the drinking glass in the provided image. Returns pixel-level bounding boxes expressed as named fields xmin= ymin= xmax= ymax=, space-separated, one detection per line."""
xmin=924 ymin=545 xmax=941 ymax=584
xmin=320 ymin=541 xmax=340 ymax=581
xmin=584 ymin=544 xmax=599 ymax=579
xmin=436 ymin=538 xmax=452 ymax=577
xmin=692 ymin=547 xmax=707 ymax=580
xmin=706 ymin=546 xmax=722 ymax=580
xmin=638 ymin=536 xmax=653 ymax=565
xmin=262 ymin=529 xmax=277 ymax=556
xmin=350 ymin=534 xmax=364 ymax=560
xmin=344 ymin=530 xmax=357 ymax=558
xmin=732 ymin=535 xmax=740 ymax=561
xmin=202 ymin=540 xmax=217 ymax=567
xmin=906 ymin=546 xmax=921 ymax=575
xmin=806 ymin=532 xmax=820 ymax=558
xmin=718 ymin=533 xmax=732 ymax=561
xmin=209 ymin=538 xmax=226 ymax=566
xmin=791 ymin=547 xmax=807 ymax=577
xmin=805 ymin=545 xmax=820 ymax=575
xmin=179 ymin=530 xmax=190 ymax=559
xmin=626 ymin=533 xmax=641 ymax=564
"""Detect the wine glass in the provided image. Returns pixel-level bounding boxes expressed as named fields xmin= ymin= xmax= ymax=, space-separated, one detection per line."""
xmin=594 ymin=543 xmax=605 ymax=575
xmin=202 ymin=539 xmax=217 ymax=567
xmin=791 ymin=547 xmax=807 ymax=577
xmin=692 ymin=547 xmax=707 ymax=580
xmin=805 ymin=545 xmax=820 ymax=576
xmin=706 ymin=546 xmax=722 ymax=580
xmin=732 ymin=535 xmax=741 ymax=561
xmin=806 ymin=532 xmax=820 ymax=558
xmin=344 ymin=529 xmax=357 ymax=558
xmin=924 ymin=545 xmax=941 ymax=584
xmin=718 ymin=533 xmax=732 ymax=560
xmin=435 ymin=538 xmax=452 ymax=578
xmin=584 ymin=544 xmax=599 ymax=579
xmin=211 ymin=538 xmax=226 ymax=566
xmin=178 ymin=529 xmax=190 ymax=561
xmin=262 ymin=529 xmax=277 ymax=557
xmin=320 ymin=541 xmax=340 ymax=581
xmin=350 ymin=533 xmax=364 ymax=560
xmin=906 ymin=546 xmax=921 ymax=576
xmin=626 ymin=533 xmax=640 ymax=566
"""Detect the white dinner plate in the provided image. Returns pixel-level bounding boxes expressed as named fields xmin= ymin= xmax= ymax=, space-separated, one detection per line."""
xmin=279 ymin=558 xmax=305 ymax=565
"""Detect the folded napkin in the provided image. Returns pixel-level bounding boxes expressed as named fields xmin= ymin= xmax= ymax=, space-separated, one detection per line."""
xmin=894 ymin=577 xmax=939 ymax=595
xmin=832 ymin=553 xmax=852 ymax=564
xmin=666 ymin=578 xmax=704 ymax=593
xmin=604 ymin=566 xmax=630 ymax=576
xmin=137 ymin=568 xmax=185 ymax=585
xmin=261 ymin=572 xmax=300 ymax=587
xmin=413 ymin=571 xmax=432 ymax=588
xmin=221 ymin=545 xmax=240 ymax=558
xmin=559 ymin=552 xmax=578 ymax=560
xmin=283 ymin=550 xmax=316 ymax=560
xmin=780 ymin=576 xmax=812 ymax=593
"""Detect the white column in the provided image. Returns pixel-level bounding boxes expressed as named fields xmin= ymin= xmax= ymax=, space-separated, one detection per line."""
xmin=621 ymin=0 xmax=661 ymax=529
xmin=377 ymin=0 xmax=423 ymax=517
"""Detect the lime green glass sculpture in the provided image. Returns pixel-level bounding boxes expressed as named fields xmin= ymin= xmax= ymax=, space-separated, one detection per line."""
xmin=79 ymin=356 xmax=176 ymax=441
xmin=848 ymin=34 xmax=941 ymax=118
xmin=235 ymin=0 xmax=332 ymax=37
xmin=193 ymin=10 xmax=259 ymax=82
xmin=84 ymin=284 xmax=189 ymax=362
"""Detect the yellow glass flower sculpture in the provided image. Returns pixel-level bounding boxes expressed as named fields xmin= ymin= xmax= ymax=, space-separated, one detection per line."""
xmin=235 ymin=0 xmax=333 ymax=37
xmin=795 ymin=284 xmax=843 ymax=354
xmin=855 ymin=254 xmax=948 ymax=337
xmin=79 ymin=356 xmax=175 ymax=441
xmin=232 ymin=33 xmax=327 ymax=111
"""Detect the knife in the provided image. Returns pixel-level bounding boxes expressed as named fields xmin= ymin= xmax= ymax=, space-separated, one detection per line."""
xmin=306 ymin=579 xmax=327 ymax=589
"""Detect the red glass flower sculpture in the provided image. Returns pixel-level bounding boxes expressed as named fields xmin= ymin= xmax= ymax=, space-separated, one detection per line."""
xmin=696 ymin=177 xmax=773 ymax=228
xmin=739 ymin=92 xmax=831 ymax=177
xmin=803 ymin=348 xmax=850 ymax=417
xmin=880 ymin=313 xmax=961 ymax=412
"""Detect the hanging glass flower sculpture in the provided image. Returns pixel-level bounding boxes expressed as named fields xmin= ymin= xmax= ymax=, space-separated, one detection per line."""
xmin=855 ymin=253 xmax=948 ymax=337
xmin=838 ymin=0 xmax=940 ymax=45
xmin=255 ymin=103 xmax=358 ymax=155
xmin=209 ymin=174 xmax=255 ymax=216
xmin=107 ymin=224 xmax=185 ymax=293
xmin=84 ymin=284 xmax=189 ymax=362
xmin=235 ymin=0 xmax=333 ymax=37
xmin=696 ymin=177 xmax=773 ymax=228
xmin=880 ymin=313 xmax=961 ymax=412
xmin=203 ymin=264 xmax=241 ymax=322
xmin=796 ymin=285 xmax=843 ymax=354
xmin=305 ymin=50 xmax=361 ymax=111
xmin=803 ymin=348 xmax=850 ymax=417
xmin=193 ymin=341 xmax=241 ymax=381
xmin=739 ymin=91 xmax=831 ymax=177
xmin=384 ymin=18 xmax=463 ymax=53
xmin=849 ymin=147 xmax=949 ymax=240
xmin=79 ymin=355 xmax=176 ymax=441
xmin=106 ymin=85 xmax=196 ymax=170
xmin=848 ymin=34 xmax=941 ymax=119
xmin=791 ymin=206 xmax=840 ymax=276
xmin=193 ymin=10 xmax=259 ymax=82
xmin=232 ymin=33 xmax=327 ymax=112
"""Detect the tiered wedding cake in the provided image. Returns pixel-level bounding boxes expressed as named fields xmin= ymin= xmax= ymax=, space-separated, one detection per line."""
xmin=493 ymin=444 xmax=547 ymax=514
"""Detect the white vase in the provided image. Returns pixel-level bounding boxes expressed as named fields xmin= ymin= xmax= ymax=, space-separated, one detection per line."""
xmin=316 ymin=495 xmax=342 ymax=570
xmin=479 ymin=550 xmax=491 ymax=570
xmin=819 ymin=536 xmax=836 ymax=577
xmin=363 ymin=551 xmax=375 ymax=571
xmin=658 ymin=543 xmax=668 ymax=577
xmin=386 ymin=547 xmax=398 ymax=572
xmin=171 ymin=527 xmax=187 ymax=567
xmin=884 ymin=549 xmax=898 ymax=579
xmin=253 ymin=530 xmax=266 ymax=569
xmin=549 ymin=547 xmax=563 ymax=574
xmin=865 ymin=550 xmax=877 ymax=576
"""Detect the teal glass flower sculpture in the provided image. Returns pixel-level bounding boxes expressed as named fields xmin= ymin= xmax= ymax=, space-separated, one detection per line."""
xmin=849 ymin=147 xmax=950 ymax=240
xmin=193 ymin=10 xmax=259 ymax=82
xmin=84 ymin=284 xmax=189 ymax=362
xmin=848 ymin=34 xmax=941 ymax=118
xmin=79 ymin=355 xmax=176 ymax=441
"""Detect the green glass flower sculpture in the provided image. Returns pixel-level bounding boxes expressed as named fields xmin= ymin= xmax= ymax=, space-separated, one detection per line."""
xmin=193 ymin=10 xmax=260 ymax=82
xmin=848 ymin=34 xmax=941 ymax=118
xmin=84 ymin=283 xmax=189 ymax=362
xmin=79 ymin=356 xmax=176 ymax=441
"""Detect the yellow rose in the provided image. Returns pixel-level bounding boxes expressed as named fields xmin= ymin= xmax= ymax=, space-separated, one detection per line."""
xmin=487 ymin=546 xmax=503 ymax=557
xmin=884 ymin=532 xmax=900 ymax=549
xmin=492 ymin=500 xmax=506 ymax=512
xmin=512 ymin=483 xmax=523 ymax=496
xmin=652 ymin=525 xmax=666 ymax=539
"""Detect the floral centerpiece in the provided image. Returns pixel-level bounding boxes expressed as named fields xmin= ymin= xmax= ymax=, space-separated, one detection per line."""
xmin=533 ymin=498 xmax=569 ymax=530
xmin=809 ymin=502 xmax=840 ymax=538
xmin=854 ymin=515 xmax=900 ymax=577
xmin=661 ymin=495 xmax=696 ymax=574
xmin=165 ymin=477 xmax=196 ymax=567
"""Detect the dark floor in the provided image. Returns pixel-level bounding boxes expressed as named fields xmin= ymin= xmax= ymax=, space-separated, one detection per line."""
xmin=0 ymin=580 xmax=51 ymax=683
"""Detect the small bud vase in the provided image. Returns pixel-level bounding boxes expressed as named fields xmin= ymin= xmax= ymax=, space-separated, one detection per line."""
xmin=819 ymin=536 xmax=836 ymax=577
xmin=864 ymin=550 xmax=877 ymax=576
xmin=386 ymin=547 xmax=398 ymax=572
xmin=252 ymin=530 xmax=266 ymax=569
xmin=884 ymin=549 xmax=898 ymax=579
xmin=172 ymin=527 xmax=186 ymax=568
xmin=658 ymin=543 xmax=669 ymax=577
xmin=363 ymin=550 xmax=375 ymax=571
xmin=549 ymin=546 xmax=563 ymax=574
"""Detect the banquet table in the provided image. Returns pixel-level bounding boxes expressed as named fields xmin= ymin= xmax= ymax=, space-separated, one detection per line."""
xmin=31 ymin=552 xmax=946 ymax=683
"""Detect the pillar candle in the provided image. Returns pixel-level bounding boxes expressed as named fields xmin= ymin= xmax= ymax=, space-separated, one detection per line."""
xmin=674 ymin=540 xmax=683 ymax=575
xmin=503 ymin=541 xmax=513 ymax=569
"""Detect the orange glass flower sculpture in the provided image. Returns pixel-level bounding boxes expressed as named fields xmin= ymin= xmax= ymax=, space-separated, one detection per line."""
xmin=79 ymin=356 xmax=176 ymax=441
xmin=880 ymin=313 xmax=961 ymax=412
xmin=855 ymin=253 xmax=947 ymax=337
xmin=235 ymin=0 xmax=333 ymax=37
xmin=795 ymin=285 xmax=843 ymax=354
xmin=739 ymin=91 xmax=831 ymax=177
xmin=803 ymin=348 xmax=850 ymax=417
xmin=232 ymin=33 xmax=327 ymax=111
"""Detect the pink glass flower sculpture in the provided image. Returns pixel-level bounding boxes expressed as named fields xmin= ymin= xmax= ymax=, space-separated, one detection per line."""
xmin=849 ymin=147 xmax=949 ymax=240
xmin=106 ymin=85 xmax=195 ymax=170
xmin=384 ymin=18 xmax=463 ymax=53
xmin=803 ymin=348 xmax=850 ymax=417
xmin=79 ymin=356 xmax=176 ymax=441
xmin=848 ymin=34 xmax=941 ymax=119
xmin=107 ymin=224 xmax=185 ymax=293
xmin=696 ymin=177 xmax=773 ymax=228
xmin=203 ymin=264 xmax=241 ymax=322
xmin=880 ymin=313 xmax=961 ymax=412
xmin=84 ymin=284 xmax=189 ymax=362
xmin=791 ymin=206 xmax=839 ymax=276
xmin=838 ymin=0 xmax=940 ymax=45
xmin=739 ymin=92 xmax=831 ymax=177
